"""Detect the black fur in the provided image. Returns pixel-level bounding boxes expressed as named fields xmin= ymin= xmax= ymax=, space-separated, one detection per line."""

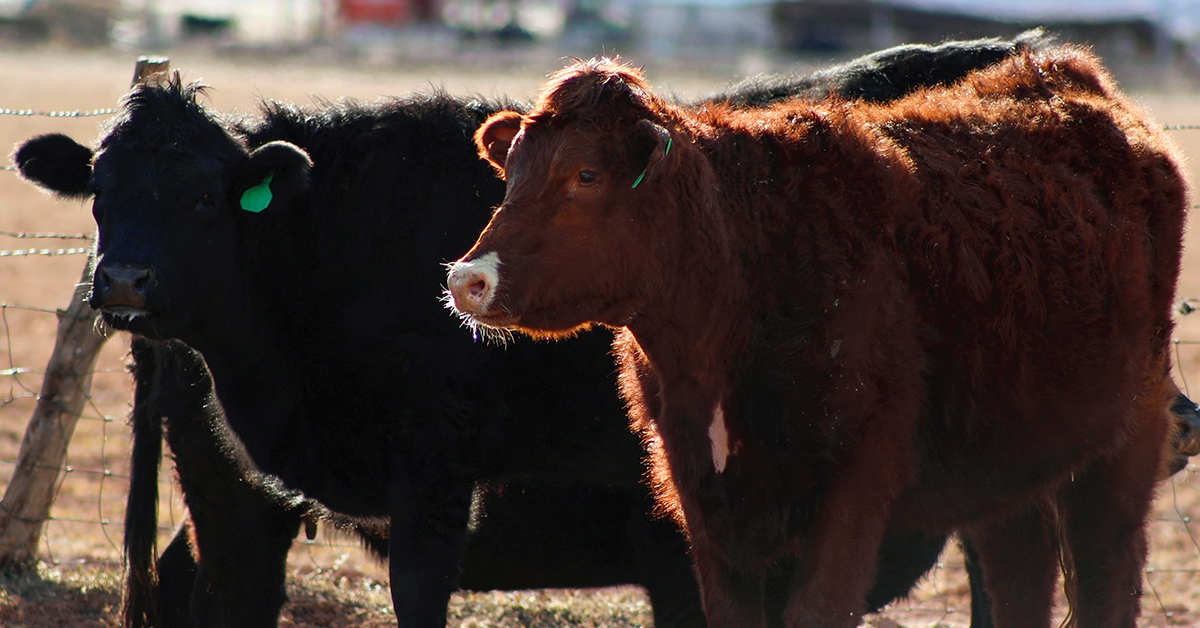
xmin=702 ymin=29 xmax=1051 ymax=107
xmin=14 ymin=133 xmax=94 ymax=197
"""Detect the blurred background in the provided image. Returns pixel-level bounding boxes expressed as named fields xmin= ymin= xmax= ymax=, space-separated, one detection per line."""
xmin=0 ymin=0 xmax=1198 ymax=89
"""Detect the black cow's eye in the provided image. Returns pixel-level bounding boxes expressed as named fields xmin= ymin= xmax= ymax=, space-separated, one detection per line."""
xmin=578 ymin=171 xmax=597 ymax=185
xmin=197 ymin=193 xmax=214 ymax=210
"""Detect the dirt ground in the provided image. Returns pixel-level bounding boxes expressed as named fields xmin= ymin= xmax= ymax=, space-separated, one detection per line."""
xmin=0 ymin=45 xmax=1197 ymax=627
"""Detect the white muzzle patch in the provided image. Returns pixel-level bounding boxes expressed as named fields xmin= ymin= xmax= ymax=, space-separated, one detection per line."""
xmin=447 ymin=251 xmax=501 ymax=315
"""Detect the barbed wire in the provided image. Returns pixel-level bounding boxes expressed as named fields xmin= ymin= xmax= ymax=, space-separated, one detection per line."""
xmin=1 ymin=230 xmax=92 ymax=240
xmin=0 ymin=248 xmax=91 ymax=257
xmin=0 ymin=107 xmax=117 ymax=118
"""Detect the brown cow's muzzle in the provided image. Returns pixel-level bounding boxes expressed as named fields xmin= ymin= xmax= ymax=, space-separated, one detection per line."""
xmin=447 ymin=252 xmax=506 ymax=323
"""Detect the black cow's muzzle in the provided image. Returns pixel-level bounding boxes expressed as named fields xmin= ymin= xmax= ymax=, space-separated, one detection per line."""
xmin=1172 ymin=393 xmax=1200 ymax=455
xmin=1167 ymin=392 xmax=1200 ymax=476
xmin=91 ymin=262 xmax=155 ymax=313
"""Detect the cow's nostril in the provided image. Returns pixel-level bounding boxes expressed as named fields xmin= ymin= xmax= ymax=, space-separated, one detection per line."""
xmin=95 ymin=264 xmax=155 ymax=309
xmin=101 ymin=266 xmax=154 ymax=294
xmin=467 ymin=278 xmax=488 ymax=302
xmin=131 ymin=269 xmax=153 ymax=292
xmin=448 ymin=252 xmax=501 ymax=315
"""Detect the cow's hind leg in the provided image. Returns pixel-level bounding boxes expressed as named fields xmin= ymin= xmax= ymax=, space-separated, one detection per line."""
xmin=960 ymin=536 xmax=995 ymax=628
xmin=1058 ymin=401 xmax=1167 ymax=628
xmin=960 ymin=500 xmax=1058 ymax=628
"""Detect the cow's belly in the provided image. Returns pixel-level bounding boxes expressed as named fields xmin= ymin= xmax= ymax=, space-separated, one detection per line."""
xmin=889 ymin=347 xmax=1165 ymax=530
xmin=222 ymin=404 xmax=396 ymax=519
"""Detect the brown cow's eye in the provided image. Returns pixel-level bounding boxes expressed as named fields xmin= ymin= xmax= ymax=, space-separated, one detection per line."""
xmin=578 ymin=171 xmax=597 ymax=185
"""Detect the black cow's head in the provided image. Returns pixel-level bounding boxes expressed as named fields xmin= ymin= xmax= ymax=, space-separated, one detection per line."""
xmin=1168 ymin=391 xmax=1200 ymax=476
xmin=15 ymin=79 xmax=311 ymax=342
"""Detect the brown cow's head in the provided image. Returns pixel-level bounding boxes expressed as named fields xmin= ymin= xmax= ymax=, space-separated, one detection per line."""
xmin=447 ymin=58 xmax=686 ymax=338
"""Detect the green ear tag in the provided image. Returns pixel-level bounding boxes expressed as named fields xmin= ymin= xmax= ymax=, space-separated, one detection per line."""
xmin=240 ymin=173 xmax=274 ymax=213
xmin=631 ymin=137 xmax=671 ymax=189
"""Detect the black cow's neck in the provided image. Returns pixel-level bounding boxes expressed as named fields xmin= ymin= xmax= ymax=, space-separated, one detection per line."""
xmin=180 ymin=283 xmax=304 ymax=456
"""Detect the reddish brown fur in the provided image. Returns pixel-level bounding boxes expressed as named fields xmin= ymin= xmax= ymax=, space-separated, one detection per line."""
xmin=449 ymin=48 xmax=1189 ymax=627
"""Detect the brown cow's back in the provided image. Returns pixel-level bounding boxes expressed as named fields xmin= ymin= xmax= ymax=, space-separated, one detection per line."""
xmin=672 ymin=49 xmax=1187 ymax=527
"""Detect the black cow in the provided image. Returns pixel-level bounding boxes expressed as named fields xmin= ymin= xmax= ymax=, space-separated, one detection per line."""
xmin=21 ymin=29 xmax=1194 ymax=628
xmin=21 ymin=83 xmax=710 ymax=628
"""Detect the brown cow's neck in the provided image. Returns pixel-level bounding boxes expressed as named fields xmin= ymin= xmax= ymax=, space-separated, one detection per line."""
xmin=625 ymin=253 xmax=747 ymax=405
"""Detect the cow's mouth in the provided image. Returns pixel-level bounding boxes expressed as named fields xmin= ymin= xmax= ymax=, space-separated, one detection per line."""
xmin=1166 ymin=452 xmax=1191 ymax=477
xmin=100 ymin=306 xmax=153 ymax=329
xmin=468 ymin=310 xmax=520 ymax=330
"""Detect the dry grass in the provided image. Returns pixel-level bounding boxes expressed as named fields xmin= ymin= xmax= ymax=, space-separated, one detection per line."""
xmin=0 ymin=45 xmax=1197 ymax=627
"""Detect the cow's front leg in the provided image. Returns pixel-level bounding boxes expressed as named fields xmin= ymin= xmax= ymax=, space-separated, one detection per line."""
xmin=780 ymin=430 xmax=911 ymax=628
xmin=158 ymin=342 xmax=299 ymax=627
xmin=156 ymin=522 xmax=198 ymax=627
xmin=173 ymin=468 xmax=300 ymax=627
xmin=778 ymin=497 xmax=890 ymax=627
xmin=388 ymin=458 xmax=474 ymax=628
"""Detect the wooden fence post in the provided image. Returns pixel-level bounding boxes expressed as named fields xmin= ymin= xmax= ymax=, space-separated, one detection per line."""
xmin=0 ymin=56 xmax=169 ymax=569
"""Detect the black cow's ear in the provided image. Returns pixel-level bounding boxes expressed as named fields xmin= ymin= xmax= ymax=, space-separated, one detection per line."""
xmin=475 ymin=111 xmax=523 ymax=178
xmin=13 ymin=133 xmax=94 ymax=198
xmin=631 ymin=120 xmax=672 ymax=190
xmin=235 ymin=141 xmax=312 ymax=214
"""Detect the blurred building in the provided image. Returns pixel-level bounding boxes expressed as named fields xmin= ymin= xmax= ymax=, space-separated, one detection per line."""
xmin=2 ymin=0 xmax=1196 ymax=85
xmin=771 ymin=0 xmax=1174 ymax=69
xmin=636 ymin=0 xmax=774 ymax=58
xmin=0 ymin=0 xmax=119 ymax=46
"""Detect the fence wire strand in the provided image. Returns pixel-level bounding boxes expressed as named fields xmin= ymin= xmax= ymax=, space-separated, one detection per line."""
xmin=0 ymin=108 xmax=118 ymax=118
xmin=0 ymin=231 xmax=91 ymax=240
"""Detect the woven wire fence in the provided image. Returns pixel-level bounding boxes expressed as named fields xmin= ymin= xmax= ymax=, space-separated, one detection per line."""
xmin=0 ymin=109 xmax=1197 ymax=628
xmin=0 ymin=301 xmax=379 ymax=599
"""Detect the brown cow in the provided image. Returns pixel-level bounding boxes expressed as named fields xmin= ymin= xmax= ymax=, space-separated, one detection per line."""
xmin=447 ymin=47 xmax=1189 ymax=628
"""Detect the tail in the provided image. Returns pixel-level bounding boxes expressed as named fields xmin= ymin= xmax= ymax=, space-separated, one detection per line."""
xmin=1056 ymin=502 xmax=1077 ymax=628
xmin=122 ymin=336 xmax=163 ymax=628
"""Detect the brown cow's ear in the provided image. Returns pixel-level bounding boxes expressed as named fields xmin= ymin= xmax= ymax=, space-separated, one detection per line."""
xmin=632 ymin=119 xmax=672 ymax=189
xmin=475 ymin=111 xmax=524 ymax=178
